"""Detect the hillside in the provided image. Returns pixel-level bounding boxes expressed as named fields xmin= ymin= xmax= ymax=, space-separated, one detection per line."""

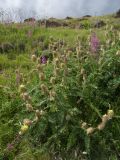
xmin=0 ymin=14 xmax=120 ymax=160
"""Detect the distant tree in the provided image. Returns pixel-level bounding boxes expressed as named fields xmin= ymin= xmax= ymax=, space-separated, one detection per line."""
xmin=116 ymin=9 xmax=120 ymax=17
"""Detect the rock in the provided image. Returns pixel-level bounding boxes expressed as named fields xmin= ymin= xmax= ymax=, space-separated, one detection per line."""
xmin=115 ymin=9 xmax=120 ymax=18
xmin=65 ymin=16 xmax=73 ymax=20
xmin=75 ymin=23 xmax=85 ymax=29
xmin=78 ymin=17 xmax=87 ymax=21
xmin=39 ymin=19 xmax=68 ymax=28
xmin=0 ymin=42 xmax=14 ymax=53
xmin=83 ymin=15 xmax=91 ymax=18
xmin=46 ymin=20 xmax=61 ymax=27
xmin=93 ymin=20 xmax=106 ymax=28
xmin=24 ymin=17 xmax=36 ymax=23
xmin=39 ymin=19 xmax=61 ymax=28
xmin=62 ymin=22 xmax=69 ymax=27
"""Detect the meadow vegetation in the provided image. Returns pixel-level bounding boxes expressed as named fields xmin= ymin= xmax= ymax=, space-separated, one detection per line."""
xmin=0 ymin=14 xmax=120 ymax=160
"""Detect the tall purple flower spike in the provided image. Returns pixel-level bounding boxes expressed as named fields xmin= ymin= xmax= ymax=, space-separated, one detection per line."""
xmin=90 ymin=32 xmax=100 ymax=53
xmin=41 ymin=56 xmax=47 ymax=64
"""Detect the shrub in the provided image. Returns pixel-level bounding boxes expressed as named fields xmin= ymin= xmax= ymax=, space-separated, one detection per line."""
xmin=6 ymin=40 xmax=119 ymax=159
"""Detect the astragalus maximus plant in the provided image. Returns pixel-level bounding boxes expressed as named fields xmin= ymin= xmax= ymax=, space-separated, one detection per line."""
xmin=3 ymin=29 xmax=120 ymax=160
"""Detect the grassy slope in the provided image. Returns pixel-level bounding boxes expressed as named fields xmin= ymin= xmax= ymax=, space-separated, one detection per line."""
xmin=0 ymin=15 xmax=120 ymax=160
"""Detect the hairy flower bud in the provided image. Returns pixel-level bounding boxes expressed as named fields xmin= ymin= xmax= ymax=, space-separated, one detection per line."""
xmin=81 ymin=122 xmax=87 ymax=129
xmin=60 ymin=63 xmax=65 ymax=69
xmin=20 ymin=93 xmax=24 ymax=99
xmin=35 ymin=110 xmax=44 ymax=118
xmin=26 ymin=103 xmax=33 ymax=111
xmin=97 ymin=123 xmax=105 ymax=131
xmin=37 ymin=64 xmax=43 ymax=72
xmin=66 ymin=114 xmax=71 ymax=121
xmin=37 ymin=57 xmax=41 ymax=64
xmin=67 ymin=50 xmax=72 ymax=57
xmin=20 ymin=125 xmax=29 ymax=135
xmin=50 ymin=77 xmax=56 ymax=85
xmin=77 ymin=50 xmax=81 ymax=58
xmin=116 ymin=50 xmax=120 ymax=56
xmin=35 ymin=110 xmax=41 ymax=118
xmin=19 ymin=84 xmax=26 ymax=93
xmin=49 ymin=90 xmax=56 ymax=101
xmin=53 ymin=51 xmax=58 ymax=58
xmin=54 ymin=58 xmax=59 ymax=66
xmin=40 ymin=84 xmax=49 ymax=94
xmin=80 ymin=68 xmax=85 ymax=75
xmin=23 ymin=119 xmax=32 ymax=126
xmin=31 ymin=54 xmax=37 ymax=62
xmin=54 ymin=68 xmax=59 ymax=77
xmin=102 ymin=114 xmax=109 ymax=123
xmin=22 ymin=92 xmax=31 ymax=101
xmin=34 ymin=116 xmax=39 ymax=122
xmin=107 ymin=109 xmax=114 ymax=119
xmin=39 ymin=72 xmax=45 ymax=81
xmin=86 ymin=127 xmax=95 ymax=135
xmin=64 ymin=68 xmax=68 ymax=76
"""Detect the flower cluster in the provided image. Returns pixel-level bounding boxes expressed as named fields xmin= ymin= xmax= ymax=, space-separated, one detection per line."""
xmin=90 ymin=32 xmax=100 ymax=53
xmin=81 ymin=109 xmax=114 ymax=135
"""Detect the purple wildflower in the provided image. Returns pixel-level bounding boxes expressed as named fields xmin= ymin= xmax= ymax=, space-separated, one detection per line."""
xmin=6 ymin=134 xmax=21 ymax=152
xmin=41 ymin=56 xmax=47 ymax=64
xmin=90 ymin=32 xmax=100 ymax=53
xmin=7 ymin=143 xmax=14 ymax=151
xmin=27 ymin=30 xmax=32 ymax=37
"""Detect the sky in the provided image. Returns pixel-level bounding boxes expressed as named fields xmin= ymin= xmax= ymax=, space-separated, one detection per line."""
xmin=0 ymin=0 xmax=120 ymax=21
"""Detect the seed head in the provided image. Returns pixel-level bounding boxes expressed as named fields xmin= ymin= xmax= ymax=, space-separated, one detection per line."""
xmin=111 ymin=41 xmax=115 ymax=46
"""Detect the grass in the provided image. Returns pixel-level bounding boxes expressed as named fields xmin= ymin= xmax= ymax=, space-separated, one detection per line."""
xmin=0 ymin=15 xmax=120 ymax=160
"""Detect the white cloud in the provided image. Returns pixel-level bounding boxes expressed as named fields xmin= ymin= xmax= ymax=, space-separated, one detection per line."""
xmin=0 ymin=0 xmax=120 ymax=20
